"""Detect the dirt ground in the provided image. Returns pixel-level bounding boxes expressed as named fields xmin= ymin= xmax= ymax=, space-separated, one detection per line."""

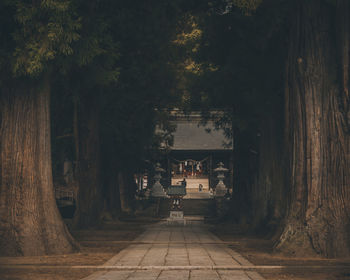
xmin=1 ymin=219 xmax=350 ymax=280
xmin=0 ymin=218 xmax=159 ymax=280
xmin=210 ymin=223 xmax=350 ymax=280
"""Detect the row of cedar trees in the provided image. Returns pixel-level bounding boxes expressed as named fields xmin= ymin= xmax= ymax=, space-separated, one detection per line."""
xmin=0 ymin=0 xmax=349 ymax=259
xmin=231 ymin=0 xmax=350 ymax=258
xmin=0 ymin=0 xmax=181 ymax=256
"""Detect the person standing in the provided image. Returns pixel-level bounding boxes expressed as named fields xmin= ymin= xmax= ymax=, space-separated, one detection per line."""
xmin=181 ymin=178 xmax=187 ymax=187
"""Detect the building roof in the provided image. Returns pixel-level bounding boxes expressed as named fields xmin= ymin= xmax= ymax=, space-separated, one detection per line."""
xmin=156 ymin=110 xmax=233 ymax=151
xmin=171 ymin=121 xmax=231 ymax=151
xmin=171 ymin=118 xmax=232 ymax=151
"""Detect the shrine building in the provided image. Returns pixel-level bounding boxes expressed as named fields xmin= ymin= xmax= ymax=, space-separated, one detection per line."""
xmin=161 ymin=111 xmax=234 ymax=197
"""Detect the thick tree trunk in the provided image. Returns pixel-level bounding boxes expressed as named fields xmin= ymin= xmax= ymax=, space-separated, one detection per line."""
xmin=105 ymin=171 xmax=121 ymax=216
xmin=0 ymin=79 xmax=78 ymax=256
xmin=250 ymin=116 xmax=286 ymax=234
xmin=231 ymin=115 xmax=285 ymax=234
xmin=101 ymin=154 xmax=121 ymax=217
xmin=118 ymin=171 xmax=133 ymax=214
xmin=73 ymin=94 xmax=103 ymax=228
xmin=336 ymin=0 xmax=350 ymax=131
xmin=231 ymin=129 xmax=258 ymax=225
xmin=276 ymin=0 xmax=350 ymax=257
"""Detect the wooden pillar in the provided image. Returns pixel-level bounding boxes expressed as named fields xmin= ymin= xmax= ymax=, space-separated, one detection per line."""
xmin=167 ymin=155 xmax=171 ymax=187
xmin=209 ymin=154 xmax=213 ymax=189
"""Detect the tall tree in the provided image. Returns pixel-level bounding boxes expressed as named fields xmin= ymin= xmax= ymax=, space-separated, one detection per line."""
xmin=188 ymin=0 xmax=350 ymax=257
xmin=50 ymin=0 xmax=183 ymax=223
xmin=0 ymin=1 xmax=80 ymax=255
xmin=73 ymin=90 xmax=103 ymax=227
xmin=275 ymin=0 xmax=350 ymax=257
xmin=98 ymin=0 xmax=184 ymax=215
xmin=183 ymin=0 xmax=288 ymax=229
xmin=67 ymin=0 xmax=120 ymax=228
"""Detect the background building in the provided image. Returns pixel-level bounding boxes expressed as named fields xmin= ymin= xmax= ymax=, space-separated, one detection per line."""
xmin=158 ymin=111 xmax=233 ymax=196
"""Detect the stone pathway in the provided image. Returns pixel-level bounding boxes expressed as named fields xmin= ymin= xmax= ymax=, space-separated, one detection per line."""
xmin=81 ymin=219 xmax=265 ymax=280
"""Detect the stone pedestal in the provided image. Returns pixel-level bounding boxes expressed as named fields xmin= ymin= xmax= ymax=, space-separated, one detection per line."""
xmin=167 ymin=210 xmax=186 ymax=225
xmin=150 ymin=163 xmax=167 ymax=198
xmin=213 ymin=162 xmax=229 ymax=197
xmin=213 ymin=162 xmax=230 ymax=218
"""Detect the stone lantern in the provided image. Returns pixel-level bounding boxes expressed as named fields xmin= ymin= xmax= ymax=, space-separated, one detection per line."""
xmin=150 ymin=163 xmax=167 ymax=198
xmin=213 ymin=162 xmax=228 ymax=197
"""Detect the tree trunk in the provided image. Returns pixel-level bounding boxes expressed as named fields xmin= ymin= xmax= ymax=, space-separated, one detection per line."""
xmin=231 ymin=115 xmax=285 ymax=234
xmin=276 ymin=0 xmax=350 ymax=257
xmin=73 ymin=94 xmax=103 ymax=228
xmin=250 ymin=116 xmax=286 ymax=234
xmin=0 ymin=79 xmax=78 ymax=256
xmin=118 ymin=170 xmax=134 ymax=214
xmin=101 ymin=154 xmax=121 ymax=217
xmin=231 ymin=129 xmax=257 ymax=225
xmin=73 ymin=95 xmax=79 ymax=178
xmin=105 ymin=171 xmax=121 ymax=217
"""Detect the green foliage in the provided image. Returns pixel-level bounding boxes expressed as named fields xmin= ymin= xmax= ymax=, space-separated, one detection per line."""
xmin=2 ymin=0 xmax=291 ymax=175
xmin=12 ymin=0 xmax=81 ymax=76
xmin=230 ymin=0 xmax=263 ymax=15
xmin=51 ymin=0 xmax=185 ymax=173
xmin=1 ymin=0 xmax=120 ymax=81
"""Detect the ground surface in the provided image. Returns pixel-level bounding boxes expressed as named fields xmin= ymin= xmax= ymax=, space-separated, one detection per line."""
xmin=0 ymin=219 xmax=152 ymax=280
xmin=79 ymin=217 xmax=264 ymax=280
xmin=211 ymin=223 xmax=350 ymax=280
xmin=0 ymin=217 xmax=349 ymax=280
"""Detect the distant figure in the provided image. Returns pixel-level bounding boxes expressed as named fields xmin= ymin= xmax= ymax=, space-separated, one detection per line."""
xmin=198 ymin=184 xmax=203 ymax=192
xmin=181 ymin=178 xmax=187 ymax=187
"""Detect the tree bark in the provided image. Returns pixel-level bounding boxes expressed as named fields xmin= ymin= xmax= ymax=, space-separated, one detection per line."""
xmin=101 ymin=153 xmax=121 ymax=217
xmin=73 ymin=93 xmax=103 ymax=228
xmin=250 ymin=116 xmax=286 ymax=234
xmin=118 ymin=170 xmax=133 ymax=214
xmin=276 ymin=0 xmax=350 ymax=257
xmin=231 ymin=129 xmax=257 ymax=225
xmin=231 ymin=115 xmax=285 ymax=234
xmin=0 ymin=78 xmax=78 ymax=256
xmin=105 ymin=170 xmax=121 ymax=216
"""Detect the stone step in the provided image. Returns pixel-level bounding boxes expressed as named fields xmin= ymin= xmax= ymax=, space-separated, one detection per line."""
xmin=159 ymin=199 xmax=215 ymax=217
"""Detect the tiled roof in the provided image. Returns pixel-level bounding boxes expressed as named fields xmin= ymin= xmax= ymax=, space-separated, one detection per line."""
xmin=171 ymin=120 xmax=232 ymax=150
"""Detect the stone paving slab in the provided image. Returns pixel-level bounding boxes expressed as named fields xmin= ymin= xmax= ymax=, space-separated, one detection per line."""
xmin=81 ymin=220 xmax=266 ymax=280
xmin=218 ymin=270 xmax=252 ymax=280
xmin=190 ymin=269 xmax=221 ymax=279
xmin=158 ymin=270 xmax=189 ymax=280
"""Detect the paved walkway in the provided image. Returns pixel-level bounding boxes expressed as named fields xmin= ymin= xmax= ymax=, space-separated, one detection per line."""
xmin=82 ymin=219 xmax=265 ymax=280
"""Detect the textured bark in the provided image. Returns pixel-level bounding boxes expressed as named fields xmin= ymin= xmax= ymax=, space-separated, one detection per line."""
xmin=336 ymin=0 xmax=350 ymax=130
xmin=276 ymin=0 xmax=350 ymax=257
xmin=231 ymin=129 xmax=258 ymax=225
xmin=250 ymin=116 xmax=285 ymax=234
xmin=101 ymin=154 xmax=121 ymax=217
xmin=0 ymin=79 xmax=78 ymax=256
xmin=73 ymin=94 xmax=103 ymax=228
xmin=232 ymin=116 xmax=285 ymax=234
xmin=117 ymin=171 xmax=133 ymax=214
xmin=105 ymin=171 xmax=121 ymax=216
